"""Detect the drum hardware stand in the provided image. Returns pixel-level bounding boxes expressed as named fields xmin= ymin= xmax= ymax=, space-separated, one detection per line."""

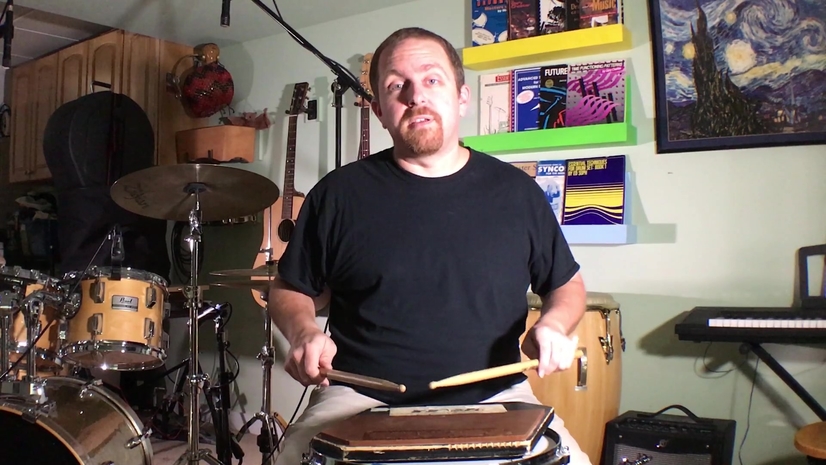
xmin=235 ymin=300 xmax=279 ymax=465
xmin=0 ymin=290 xmax=17 ymax=382
xmin=174 ymin=184 xmax=224 ymax=465
xmin=208 ymin=306 xmax=243 ymax=465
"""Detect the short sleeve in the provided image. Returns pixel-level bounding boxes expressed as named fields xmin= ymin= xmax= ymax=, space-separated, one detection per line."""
xmin=276 ymin=187 xmax=329 ymax=297
xmin=526 ymin=182 xmax=580 ymax=298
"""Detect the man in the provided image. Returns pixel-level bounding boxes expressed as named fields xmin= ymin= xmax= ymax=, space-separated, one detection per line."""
xmin=268 ymin=27 xmax=591 ymax=465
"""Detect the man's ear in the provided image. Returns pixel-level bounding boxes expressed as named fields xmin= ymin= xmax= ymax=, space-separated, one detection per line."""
xmin=371 ymin=99 xmax=386 ymax=128
xmin=457 ymin=84 xmax=471 ymax=118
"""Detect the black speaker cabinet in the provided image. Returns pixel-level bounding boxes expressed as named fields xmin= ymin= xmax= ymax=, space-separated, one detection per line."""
xmin=600 ymin=407 xmax=736 ymax=465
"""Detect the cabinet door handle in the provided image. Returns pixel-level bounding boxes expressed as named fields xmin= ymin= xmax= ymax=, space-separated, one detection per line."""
xmin=90 ymin=80 xmax=113 ymax=93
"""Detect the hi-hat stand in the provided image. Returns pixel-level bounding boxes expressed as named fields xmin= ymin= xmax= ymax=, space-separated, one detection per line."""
xmin=174 ymin=185 xmax=222 ymax=465
xmin=234 ymin=277 xmax=279 ymax=465
xmin=249 ymin=0 xmax=373 ymax=171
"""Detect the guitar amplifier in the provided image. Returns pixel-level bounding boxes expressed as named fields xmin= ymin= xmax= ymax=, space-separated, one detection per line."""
xmin=600 ymin=407 xmax=736 ymax=465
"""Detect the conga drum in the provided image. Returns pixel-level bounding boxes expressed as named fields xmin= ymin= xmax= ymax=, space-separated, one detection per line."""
xmin=520 ymin=291 xmax=625 ymax=464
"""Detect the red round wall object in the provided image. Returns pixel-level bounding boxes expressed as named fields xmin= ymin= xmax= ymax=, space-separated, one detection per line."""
xmin=181 ymin=62 xmax=235 ymax=118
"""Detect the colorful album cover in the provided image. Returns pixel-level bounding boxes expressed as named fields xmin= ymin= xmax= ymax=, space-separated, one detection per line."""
xmin=539 ymin=65 xmax=568 ymax=129
xmin=535 ymin=160 xmax=567 ymax=224
xmin=472 ymin=0 xmax=509 ymax=46
xmin=509 ymin=0 xmax=540 ymax=39
xmin=578 ymin=0 xmax=621 ymax=28
xmin=562 ymin=155 xmax=625 ymax=225
xmin=538 ymin=0 xmax=581 ymax=32
xmin=510 ymin=67 xmax=541 ymax=132
xmin=565 ymin=60 xmax=626 ymax=127
xmin=478 ymin=72 xmax=512 ymax=135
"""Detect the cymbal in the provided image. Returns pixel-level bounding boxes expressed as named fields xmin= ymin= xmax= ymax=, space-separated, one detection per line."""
xmin=210 ymin=281 xmax=272 ymax=293
xmin=210 ymin=264 xmax=278 ymax=278
xmin=109 ymin=164 xmax=280 ymax=222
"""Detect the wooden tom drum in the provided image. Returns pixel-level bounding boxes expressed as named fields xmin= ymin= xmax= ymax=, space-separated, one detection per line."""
xmin=61 ymin=267 xmax=169 ymax=371
xmin=521 ymin=291 xmax=624 ymax=464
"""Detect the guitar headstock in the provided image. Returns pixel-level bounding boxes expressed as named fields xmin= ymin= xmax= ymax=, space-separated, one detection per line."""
xmin=355 ymin=53 xmax=374 ymax=108
xmin=287 ymin=82 xmax=310 ymax=116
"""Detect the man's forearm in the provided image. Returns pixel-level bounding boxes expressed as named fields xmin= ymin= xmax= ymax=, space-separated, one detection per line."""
xmin=540 ymin=271 xmax=586 ymax=335
xmin=267 ymin=277 xmax=324 ymax=346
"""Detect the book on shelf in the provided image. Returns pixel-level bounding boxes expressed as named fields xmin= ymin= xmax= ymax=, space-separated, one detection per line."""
xmin=535 ymin=160 xmax=567 ymax=224
xmin=565 ymin=59 xmax=626 ymax=127
xmin=478 ymin=72 xmax=512 ymax=135
xmin=510 ymin=156 xmax=627 ymax=227
xmin=538 ymin=64 xmax=568 ymax=129
xmin=578 ymin=0 xmax=622 ymax=28
xmin=509 ymin=0 xmax=540 ymax=40
xmin=469 ymin=0 xmax=622 ymax=47
xmin=471 ymin=0 xmax=509 ymax=46
xmin=562 ymin=155 xmax=626 ymax=225
xmin=510 ymin=67 xmax=542 ymax=132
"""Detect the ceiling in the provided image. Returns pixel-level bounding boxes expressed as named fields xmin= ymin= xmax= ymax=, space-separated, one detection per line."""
xmin=14 ymin=0 xmax=423 ymax=51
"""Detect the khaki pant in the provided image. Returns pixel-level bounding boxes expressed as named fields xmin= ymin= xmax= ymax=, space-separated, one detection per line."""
xmin=273 ymin=380 xmax=592 ymax=465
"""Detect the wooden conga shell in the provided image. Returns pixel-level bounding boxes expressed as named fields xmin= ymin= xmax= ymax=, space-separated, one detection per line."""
xmin=520 ymin=291 xmax=624 ymax=463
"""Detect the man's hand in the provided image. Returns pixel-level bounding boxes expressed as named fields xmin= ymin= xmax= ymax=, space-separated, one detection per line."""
xmin=522 ymin=318 xmax=579 ymax=377
xmin=285 ymin=328 xmax=338 ymax=386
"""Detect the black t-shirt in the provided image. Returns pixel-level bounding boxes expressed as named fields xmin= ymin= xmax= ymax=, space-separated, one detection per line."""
xmin=277 ymin=147 xmax=580 ymax=406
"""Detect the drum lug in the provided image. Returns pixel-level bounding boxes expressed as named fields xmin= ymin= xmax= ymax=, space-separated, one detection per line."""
xmin=145 ymin=287 xmax=157 ymax=309
xmin=58 ymin=319 xmax=69 ymax=342
xmin=90 ymin=313 xmax=104 ymax=337
xmin=80 ymin=378 xmax=103 ymax=399
xmin=126 ymin=427 xmax=153 ymax=449
xmin=90 ymin=280 xmax=105 ymax=303
xmin=599 ymin=309 xmax=615 ymax=364
xmin=575 ymin=348 xmax=588 ymax=391
xmin=555 ymin=444 xmax=570 ymax=460
xmin=144 ymin=318 xmax=155 ymax=341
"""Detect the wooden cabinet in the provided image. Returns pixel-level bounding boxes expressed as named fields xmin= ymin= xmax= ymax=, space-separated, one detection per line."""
xmin=7 ymin=29 xmax=209 ymax=182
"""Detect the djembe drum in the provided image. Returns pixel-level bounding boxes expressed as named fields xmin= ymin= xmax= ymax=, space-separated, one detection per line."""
xmin=521 ymin=291 xmax=625 ymax=463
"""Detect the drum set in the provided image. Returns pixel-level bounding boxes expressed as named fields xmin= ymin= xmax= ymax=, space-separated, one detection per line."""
xmin=0 ymin=162 xmax=281 ymax=465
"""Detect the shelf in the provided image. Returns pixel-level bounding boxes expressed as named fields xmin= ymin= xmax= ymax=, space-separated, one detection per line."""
xmin=462 ymin=24 xmax=631 ymax=71
xmin=462 ymin=77 xmax=635 ymax=154
xmin=562 ymin=224 xmax=635 ymax=245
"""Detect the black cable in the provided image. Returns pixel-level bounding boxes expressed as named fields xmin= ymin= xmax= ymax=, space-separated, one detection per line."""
xmin=738 ymin=357 xmax=759 ymax=465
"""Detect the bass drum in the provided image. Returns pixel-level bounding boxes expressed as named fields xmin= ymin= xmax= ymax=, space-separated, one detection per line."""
xmin=521 ymin=291 xmax=624 ymax=465
xmin=0 ymin=377 xmax=152 ymax=465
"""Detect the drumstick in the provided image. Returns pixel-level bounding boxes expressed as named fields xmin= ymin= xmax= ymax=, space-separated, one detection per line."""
xmin=322 ymin=368 xmax=407 ymax=393
xmin=428 ymin=351 xmax=584 ymax=390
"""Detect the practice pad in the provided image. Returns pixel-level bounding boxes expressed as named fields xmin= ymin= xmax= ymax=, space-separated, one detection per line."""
xmin=110 ymin=164 xmax=280 ymax=222
xmin=311 ymin=401 xmax=554 ymax=462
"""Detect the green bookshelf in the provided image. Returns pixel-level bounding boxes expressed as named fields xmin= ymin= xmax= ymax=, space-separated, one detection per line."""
xmin=462 ymin=77 xmax=635 ymax=155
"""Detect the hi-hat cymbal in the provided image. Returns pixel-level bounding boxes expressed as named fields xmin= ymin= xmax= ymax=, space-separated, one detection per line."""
xmin=210 ymin=264 xmax=278 ymax=278
xmin=210 ymin=281 xmax=272 ymax=293
xmin=110 ymin=164 xmax=280 ymax=222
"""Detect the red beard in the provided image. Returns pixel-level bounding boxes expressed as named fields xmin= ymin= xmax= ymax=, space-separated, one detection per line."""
xmin=399 ymin=107 xmax=444 ymax=156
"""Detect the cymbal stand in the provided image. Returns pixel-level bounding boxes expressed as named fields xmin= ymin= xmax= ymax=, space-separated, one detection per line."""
xmin=175 ymin=184 xmax=223 ymax=465
xmin=236 ymin=273 xmax=279 ymax=465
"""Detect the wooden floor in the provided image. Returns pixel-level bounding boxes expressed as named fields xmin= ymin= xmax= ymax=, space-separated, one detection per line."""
xmin=152 ymin=433 xmax=276 ymax=465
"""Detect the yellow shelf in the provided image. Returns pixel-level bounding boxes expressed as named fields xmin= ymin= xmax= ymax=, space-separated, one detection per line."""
xmin=462 ymin=24 xmax=631 ymax=71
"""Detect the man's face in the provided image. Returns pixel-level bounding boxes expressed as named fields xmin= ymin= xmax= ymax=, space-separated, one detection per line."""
xmin=371 ymin=38 xmax=470 ymax=157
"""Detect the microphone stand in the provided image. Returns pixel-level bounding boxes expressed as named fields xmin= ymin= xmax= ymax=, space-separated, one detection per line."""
xmin=249 ymin=0 xmax=372 ymax=170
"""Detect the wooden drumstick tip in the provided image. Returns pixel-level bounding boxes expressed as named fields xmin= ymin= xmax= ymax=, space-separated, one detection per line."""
xmin=428 ymin=351 xmax=585 ymax=390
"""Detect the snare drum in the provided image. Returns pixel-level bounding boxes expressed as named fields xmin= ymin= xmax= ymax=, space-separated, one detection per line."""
xmin=61 ymin=267 xmax=169 ymax=371
xmin=0 ymin=376 xmax=152 ymax=464
xmin=303 ymin=428 xmax=570 ymax=465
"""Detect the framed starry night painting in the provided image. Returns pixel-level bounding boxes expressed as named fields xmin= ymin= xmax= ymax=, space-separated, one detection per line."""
xmin=647 ymin=0 xmax=826 ymax=154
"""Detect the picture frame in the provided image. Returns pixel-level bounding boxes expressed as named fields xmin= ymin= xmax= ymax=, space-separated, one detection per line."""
xmin=646 ymin=0 xmax=826 ymax=154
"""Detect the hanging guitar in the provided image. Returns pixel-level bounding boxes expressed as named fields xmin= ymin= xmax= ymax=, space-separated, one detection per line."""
xmin=355 ymin=53 xmax=374 ymax=160
xmin=251 ymin=82 xmax=309 ymax=308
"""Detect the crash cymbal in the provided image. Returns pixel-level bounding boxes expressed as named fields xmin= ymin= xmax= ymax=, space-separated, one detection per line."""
xmin=210 ymin=264 xmax=278 ymax=278
xmin=110 ymin=164 xmax=280 ymax=222
xmin=210 ymin=280 xmax=273 ymax=293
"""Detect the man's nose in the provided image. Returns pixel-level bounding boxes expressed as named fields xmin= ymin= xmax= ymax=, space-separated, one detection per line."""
xmin=405 ymin=83 xmax=427 ymax=107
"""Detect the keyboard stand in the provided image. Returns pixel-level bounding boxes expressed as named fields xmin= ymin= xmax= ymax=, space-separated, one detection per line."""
xmin=743 ymin=342 xmax=826 ymax=421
